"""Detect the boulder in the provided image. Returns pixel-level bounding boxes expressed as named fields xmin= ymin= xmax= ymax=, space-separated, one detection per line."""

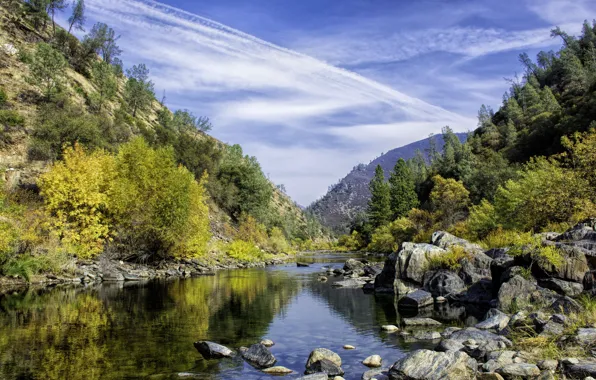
xmin=562 ymin=360 xmax=596 ymax=378
xmin=497 ymin=275 xmax=556 ymax=311
xmin=537 ymin=359 xmax=558 ymax=371
xmin=381 ymin=325 xmax=399 ymax=332
xmin=398 ymin=243 xmax=447 ymax=284
xmin=402 ymin=317 xmax=442 ymax=326
xmin=364 ymin=264 xmax=383 ymax=277
xmin=459 ymin=252 xmax=493 ymax=284
xmin=576 ymin=328 xmax=596 ymax=346
xmin=374 ymin=252 xmax=399 ymax=293
xmin=260 ymin=339 xmax=274 ymax=347
xmin=297 ymin=262 xmax=310 ymax=267
xmin=475 ymin=309 xmax=510 ymax=331
xmin=306 ymin=348 xmax=342 ymax=370
xmin=495 ymin=363 xmax=540 ymax=378
xmin=538 ymin=278 xmax=583 ymax=297
xmin=193 ymin=341 xmax=234 ymax=359
xmin=412 ymin=331 xmax=441 ymax=340
xmin=239 ymin=344 xmax=276 ymax=368
xmin=362 ymin=368 xmax=390 ymax=380
xmin=344 ymin=258 xmax=365 ymax=274
xmin=363 ymin=355 xmax=383 ymax=368
xmin=447 ymin=327 xmax=512 ymax=349
xmin=305 ymin=358 xmax=344 ymax=376
xmin=448 ymin=279 xmax=493 ymax=305
xmin=388 ymin=349 xmax=476 ymax=379
xmin=477 ymin=373 xmax=505 ymax=380
xmin=424 ymin=270 xmax=466 ymax=297
xmin=534 ymin=244 xmax=589 ymax=283
xmin=549 ymin=295 xmax=583 ymax=314
xmin=483 ymin=351 xmax=516 ymax=372
xmin=435 ymin=339 xmax=465 ymax=352
xmin=490 ymin=253 xmax=516 ymax=294
xmin=397 ymin=289 xmax=433 ymax=309
xmin=555 ymin=218 xmax=596 ymax=253
xmin=431 ymin=231 xmax=483 ymax=253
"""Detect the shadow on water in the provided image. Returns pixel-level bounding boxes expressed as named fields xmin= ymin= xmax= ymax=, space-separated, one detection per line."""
xmin=0 ymin=253 xmax=488 ymax=380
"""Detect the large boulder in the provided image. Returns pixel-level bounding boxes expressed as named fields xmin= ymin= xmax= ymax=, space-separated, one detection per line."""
xmin=448 ymin=279 xmax=493 ymax=305
xmin=193 ymin=341 xmax=234 ymax=359
xmin=304 ymin=358 xmax=344 ymax=376
xmin=497 ymin=275 xmax=556 ymax=311
xmin=343 ymin=258 xmax=366 ymax=275
xmin=397 ymin=289 xmax=433 ymax=310
xmin=475 ymin=309 xmax=510 ymax=331
xmin=534 ymin=244 xmax=589 ymax=283
xmin=538 ymin=278 xmax=583 ymax=297
xmin=447 ymin=327 xmax=512 ymax=349
xmin=375 ymin=252 xmax=399 ymax=293
xmin=424 ymin=270 xmax=466 ymax=297
xmin=496 ymin=363 xmax=541 ymax=378
xmin=431 ymin=231 xmax=483 ymax=253
xmin=239 ymin=344 xmax=276 ymax=368
xmin=305 ymin=348 xmax=342 ymax=374
xmin=555 ymin=218 xmax=596 ymax=254
xmin=459 ymin=252 xmax=493 ymax=284
xmin=388 ymin=349 xmax=476 ymax=380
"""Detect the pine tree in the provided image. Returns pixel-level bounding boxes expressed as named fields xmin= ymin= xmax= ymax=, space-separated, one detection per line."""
xmin=368 ymin=165 xmax=391 ymax=228
xmin=124 ymin=64 xmax=155 ymax=117
xmin=68 ymin=0 xmax=86 ymax=34
xmin=389 ymin=158 xmax=419 ymax=219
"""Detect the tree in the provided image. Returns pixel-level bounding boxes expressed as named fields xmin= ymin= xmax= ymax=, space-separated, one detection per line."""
xmin=27 ymin=42 xmax=68 ymax=100
xmin=389 ymin=158 xmax=418 ymax=219
xmin=68 ymin=0 xmax=86 ymax=34
xmin=124 ymin=64 xmax=154 ymax=117
xmin=90 ymin=61 xmax=117 ymax=112
xmin=172 ymin=109 xmax=212 ymax=133
xmin=367 ymin=165 xmax=391 ymax=229
xmin=47 ymin=0 xmax=67 ymax=35
xmin=86 ymin=23 xmax=122 ymax=64
xmin=430 ymin=175 xmax=470 ymax=228
xmin=25 ymin=0 xmax=50 ymax=30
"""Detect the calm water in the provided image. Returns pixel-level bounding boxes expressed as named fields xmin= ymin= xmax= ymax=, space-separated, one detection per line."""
xmin=0 ymin=253 xmax=485 ymax=380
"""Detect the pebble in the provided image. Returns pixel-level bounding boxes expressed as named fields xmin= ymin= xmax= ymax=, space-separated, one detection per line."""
xmin=343 ymin=345 xmax=355 ymax=350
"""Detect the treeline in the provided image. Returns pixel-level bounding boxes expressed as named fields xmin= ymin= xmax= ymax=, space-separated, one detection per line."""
xmin=0 ymin=0 xmax=326 ymax=279
xmin=338 ymin=21 xmax=596 ymax=253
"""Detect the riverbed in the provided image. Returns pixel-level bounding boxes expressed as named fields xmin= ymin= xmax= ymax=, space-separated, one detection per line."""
xmin=0 ymin=253 xmax=485 ymax=379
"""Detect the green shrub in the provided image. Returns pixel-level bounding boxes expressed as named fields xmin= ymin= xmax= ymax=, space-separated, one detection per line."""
xmin=480 ymin=229 xmax=535 ymax=249
xmin=367 ymin=224 xmax=396 ymax=253
xmin=427 ymin=246 xmax=471 ymax=271
xmin=0 ymin=88 xmax=7 ymax=106
xmin=0 ymin=110 xmax=25 ymax=128
xmin=18 ymin=49 xmax=33 ymax=64
xmin=225 ymin=240 xmax=264 ymax=262
xmin=2 ymin=249 xmax=72 ymax=282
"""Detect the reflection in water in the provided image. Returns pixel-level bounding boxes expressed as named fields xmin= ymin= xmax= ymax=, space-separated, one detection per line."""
xmin=0 ymin=254 xmax=486 ymax=380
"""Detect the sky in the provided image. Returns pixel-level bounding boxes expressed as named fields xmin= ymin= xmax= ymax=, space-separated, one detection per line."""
xmin=60 ymin=0 xmax=596 ymax=206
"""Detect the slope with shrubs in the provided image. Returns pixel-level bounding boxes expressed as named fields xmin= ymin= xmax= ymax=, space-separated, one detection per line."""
xmin=339 ymin=21 xmax=596 ymax=257
xmin=0 ymin=0 xmax=327 ymax=282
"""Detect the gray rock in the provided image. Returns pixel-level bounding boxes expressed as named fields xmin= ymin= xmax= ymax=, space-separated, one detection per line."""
xmin=402 ymin=317 xmax=442 ymax=326
xmin=260 ymin=339 xmax=274 ymax=347
xmin=381 ymin=325 xmax=399 ymax=332
xmin=193 ymin=341 xmax=234 ymax=359
xmin=448 ymin=279 xmax=493 ymax=305
xmin=549 ymin=295 xmax=583 ymax=314
xmin=537 ymin=359 xmax=558 ymax=371
xmin=297 ymin=262 xmax=310 ymax=267
xmin=262 ymin=366 xmax=293 ymax=374
xmin=497 ymin=275 xmax=556 ymax=311
xmin=535 ymin=244 xmax=589 ymax=283
xmin=483 ymin=351 xmax=516 ymax=372
xmin=475 ymin=308 xmax=510 ymax=331
xmin=397 ymin=289 xmax=433 ymax=309
xmin=435 ymin=339 xmax=465 ymax=352
xmin=332 ymin=278 xmax=367 ymax=288
xmin=538 ymin=277 xmax=583 ymax=296
xmin=305 ymin=358 xmax=344 ymax=376
xmin=103 ymin=270 xmax=124 ymax=282
xmin=412 ymin=331 xmax=442 ymax=340
xmin=576 ymin=328 xmax=596 ymax=345
xmin=398 ymin=243 xmax=447 ymax=283
xmin=306 ymin=348 xmax=342 ymax=369
xmin=431 ymin=231 xmax=483 ymax=252
xmin=562 ymin=360 xmax=596 ymax=378
xmin=362 ymin=368 xmax=390 ymax=380
xmin=496 ymin=363 xmax=540 ymax=378
xmin=296 ymin=374 xmax=329 ymax=380
xmin=239 ymin=344 xmax=276 ymax=368
xmin=362 ymin=355 xmax=383 ymax=368
xmin=424 ymin=270 xmax=466 ymax=297
xmin=441 ymin=327 xmax=462 ymax=339
xmin=364 ymin=265 xmax=383 ymax=277
xmin=476 ymin=373 xmax=505 ymax=380
xmin=344 ymin=258 xmax=366 ymax=275
xmin=538 ymin=320 xmax=565 ymax=337
xmin=459 ymin=252 xmax=493 ymax=284
xmin=388 ymin=349 xmax=476 ymax=379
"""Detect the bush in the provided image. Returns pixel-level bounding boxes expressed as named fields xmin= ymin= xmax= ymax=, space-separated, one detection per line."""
xmin=236 ymin=214 xmax=268 ymax=246
xmin=0 ymin=110 xmax=25 ymax=128
xmin=266 ymin=227 xmax=291 ymax=253
xmin=427 ymin=245 xmax=471 ymax=270
xmin=480 ymin=229 xmax=535 ymax=249
xmin=337 ymin=231 xmax=364 ymax=251
xmin=224 ymin=240 xmax=265 ymax=262
xmin=367 ymin=225 xmax=396 ymax=253
xmin=0 ymin=88 xmax=7 ymax=106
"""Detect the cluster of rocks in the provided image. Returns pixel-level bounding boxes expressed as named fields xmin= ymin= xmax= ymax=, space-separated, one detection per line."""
xmin=194 ymin=340 xmax=384 ymax=379
xmin=321 ymin=258 xmax=383 ymax=289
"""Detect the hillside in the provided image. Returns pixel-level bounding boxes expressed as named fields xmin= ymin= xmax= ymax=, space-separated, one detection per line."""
xmin=308 ymin=133 xmax=466 ymax=233
xmin=0 ymin=0 xmax=326 ymax=279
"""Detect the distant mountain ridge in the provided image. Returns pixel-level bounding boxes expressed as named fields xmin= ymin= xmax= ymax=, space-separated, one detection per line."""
xmin=308 ymin=133 xmax=467 ymax=233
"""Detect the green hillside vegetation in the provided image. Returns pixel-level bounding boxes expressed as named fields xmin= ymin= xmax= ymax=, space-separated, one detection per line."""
xmin=338 ymin=21 xmax=596 ymax=255
xmin=0 ymin=0 xmax=328 ymax=280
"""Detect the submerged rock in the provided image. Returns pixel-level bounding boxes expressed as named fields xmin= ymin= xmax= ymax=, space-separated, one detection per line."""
xmin=262 ymin=366 xmax=293 ymax=374
xmin=388 ymin=349 xmax=476 ymax=379
xmin=239 ymin=343 xmax=276 ymax=368
xmin=193 ymin=341 xmax=234 ymax=359
xmin=397 ymin=289 xmax=433 ymax=309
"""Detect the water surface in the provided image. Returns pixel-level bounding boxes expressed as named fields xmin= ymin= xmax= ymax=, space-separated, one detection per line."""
xmin=0 ymin=253 xmax=484 ymax=379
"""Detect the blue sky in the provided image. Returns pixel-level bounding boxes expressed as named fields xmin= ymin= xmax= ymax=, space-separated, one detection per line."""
xmin=65 ymin=0 xmax=595 ymax=205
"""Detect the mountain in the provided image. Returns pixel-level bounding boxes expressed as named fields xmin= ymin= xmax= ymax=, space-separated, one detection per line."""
xmin=308 ymin=133 xmax=467 ymax=233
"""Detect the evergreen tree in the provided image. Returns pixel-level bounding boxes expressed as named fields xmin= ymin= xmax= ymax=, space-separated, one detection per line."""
xmin=68 ymin=0 xmax=86 ymax=34
xmin=86 ymin=23 xmax=122 ymax=64
xmin=124 ymin=64 xmax=154 ymax=117
xmin=367 ymin=165 xmax=391 ymax=228
xmin=389 ymin=158 xmax=419 ymax=219
xmin=47 ymin=0 xmax=66 ymax=35
xmin=90 ymin=61 xmax=117 ymax=112
xmin=27 ymin=42 xmax=67 ymax=100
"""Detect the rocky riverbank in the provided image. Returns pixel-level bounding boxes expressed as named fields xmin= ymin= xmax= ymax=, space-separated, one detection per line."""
xmin=0 ymin=252 xmax=294 ymax=295
xmin=308 ymin=219 xmax=596 ymax=379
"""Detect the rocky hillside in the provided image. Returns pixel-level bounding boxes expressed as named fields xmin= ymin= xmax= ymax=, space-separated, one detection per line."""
xmin=308 ymin=133 xmax=466 ymax=233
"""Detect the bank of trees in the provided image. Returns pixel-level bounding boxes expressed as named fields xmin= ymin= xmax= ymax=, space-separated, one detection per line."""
xmin=339 ymin=21 xmax=596 ymax=252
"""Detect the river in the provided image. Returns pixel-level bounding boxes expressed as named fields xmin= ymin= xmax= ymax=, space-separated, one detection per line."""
xmin=0 ymin=253 xmax=486 ymax=379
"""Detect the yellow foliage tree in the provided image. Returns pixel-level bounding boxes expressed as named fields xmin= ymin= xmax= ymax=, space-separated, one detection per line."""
xmin=430 ymin=175 xmax=470 ymax=228
xmin=38 ymin=144 xmax=115 ymax=258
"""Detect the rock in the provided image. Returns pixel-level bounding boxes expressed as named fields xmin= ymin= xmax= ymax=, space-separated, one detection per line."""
xmin=535 ymin=244 xmax=589 ymax=283
xmin=475 ymin=309 xmax=510 ymax=331
xmin=305 ymin=358 xmax=344 ymax=377
xmin=424 ymin=270 xmax=466 ymax=297
xmin=193 ymin=341 xmax=234 ymax=359
xmin=332 ymin=278 xmax=367 ymax=288
xmin=103 ymin=269 xmax=124 ymax=282
xmin=239 ymin=343 xmax=276 ymax=368
xmin=381 ymin=325 xmax=399 ymax=332
xmin=576 ymin=328 xmax=596 ymax=345
xmin=539 ymin=277 xmax=583 ymax=296
xmin=555 ymin=219 xmax=596 ymax=253
xmin=482 ymin=351 xmax=516 ymax=372
xmin=318 ymin=276 xmax=328 ymax=282
xmin=394 ymin=279 xmax=419 ymax=295
xmin=343 ymin=345 xmax=355 ymax=350
xmin=495 ymin=363 xmax=540 ymax=378
xmin=364 ymin=265 xmax=383 ymax=277
xmin=431 ymin=231 xmax=483 ymax=252
xmin=476 ymin=373 xmax=505 ymax=380
xmin=362 ymin=368 xmax=390 ymax=380
xmin=388 ymin=349 xmax=476 ymax=379
xmin=490 ymin=253 xmax=516 ymax=294
xmin=333 ymin=377 xmax=345 ymax=380
xmin=497 ymin=275 xmax=556 ymax=311
xmin=260 ymin=339 xmax=274 ymax=347
xmin=536 ymin=370 xmax=555 ymax=380
xmin=436 ymin=296 xmax=447 ymax=303
xmin=448 ymin=279 xmax=493 ymax=305
xmin=363 ymin=355 xmax=383 ymax=368
xmin=403 ymin=317 xmax=442 ymax=326
xmin=412 ymin=331 xmax=441 ymax=340
xmin=447 ymin=327 xmax=512 ymax=349
xmin=262 ymin=366 xmax=293 ymax=374
xmin=297 ymin=262 xmax=310 ymax=267
xmin=2 ymin=43 xmax=18 ymax=56
xmin=397 ymin=289 xmax=433 ymax=309
xmin=441 ymin=327 xmax=462 ymax=339
xmin=459 ymin=252 xmax=493 ymax=284
xmin=344 ymin=258 xmax=366 ymax=273
xmin=296 ymin=374 xmax=329 ymax=380
xmin=306 ymin=348 xmax=342 ymax=369
xmin=549 ymin=295 xmax=582 ymax=314
xmin=435 ymin=339 xmax=465 ymax=352
xmin=538 ymin=320 xmax=565 ymax=337
xmin=537 ymin=359 xmax=558 ymax=371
